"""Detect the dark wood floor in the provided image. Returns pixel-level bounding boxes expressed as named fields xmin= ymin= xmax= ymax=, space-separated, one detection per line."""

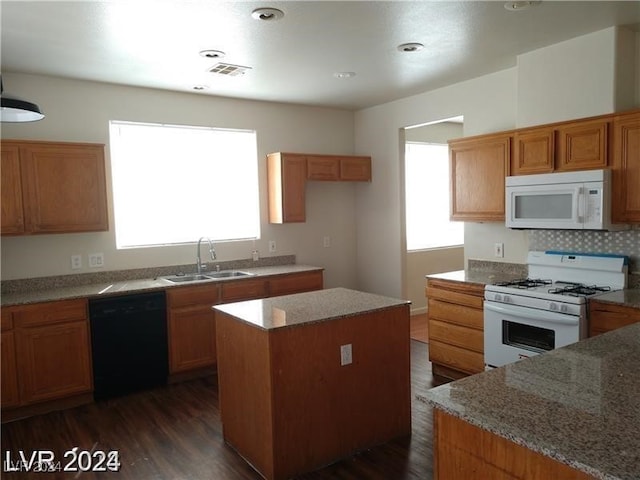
xmin=1 ymin=341 xmax=436 ymax=479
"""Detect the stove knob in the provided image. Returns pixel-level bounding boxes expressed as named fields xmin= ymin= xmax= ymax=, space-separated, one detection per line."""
xmin=494 ymin=294 xmax=502 ymax=302
xmin=550 ymin=302 xmax=558 ymax=311
xmin=560 ymin=304 xmax=569 ymax=313
xmin=503 ymin=295 xmax=512 ymax=304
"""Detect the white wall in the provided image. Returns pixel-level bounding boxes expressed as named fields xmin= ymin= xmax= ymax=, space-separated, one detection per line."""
xmin=1 ymin=73 xmax=359 ymax=289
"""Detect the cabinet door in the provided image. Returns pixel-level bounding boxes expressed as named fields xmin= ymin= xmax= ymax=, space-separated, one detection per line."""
xmin=16 ymin=320 xmax=93 ymax=404
xmin=449 ymin=134 xmax=510 ymax=221
xmin=269 ymin=270 xmax=323 ymax=296
xmin=20 ymin=142 xmax=109 ymax=233
xmin=511 ymin=127 xmax=554 ymax=175
xmin=267 ymin=153 xmax=307 ymax=223
xmin=1 ymin=330 xmax=20 ymax=408
xmin=307 ymin=157 xmax=339 ymax=181
xmin=168 ymin=306 xmax=217 ymax=373
xmin=555 ymin=119 xmax=608 ymax=171
xmin=611 ymin=111 xmax=640 ymax=223
xmin=589 ymin=301 xmax=640 ymax=337
xmin=1 ymin=144 xmax=25 ymax=235
xmin=340 ymin=156 xmax=371 ymax=181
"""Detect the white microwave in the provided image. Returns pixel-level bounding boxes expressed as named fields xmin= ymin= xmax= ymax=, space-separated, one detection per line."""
xmin=505 ymin=169 xmax=622 ymax=230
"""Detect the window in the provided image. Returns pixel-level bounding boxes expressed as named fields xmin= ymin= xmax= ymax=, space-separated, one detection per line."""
xmin=109 ymin=121 xmax=260 ymax=248
xmin=404 ymin=142 xmax=463 ymax=250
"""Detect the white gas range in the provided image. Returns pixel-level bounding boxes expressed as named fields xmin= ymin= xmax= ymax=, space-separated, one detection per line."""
xmin=484 ymin=251 xmax=627 ymax=369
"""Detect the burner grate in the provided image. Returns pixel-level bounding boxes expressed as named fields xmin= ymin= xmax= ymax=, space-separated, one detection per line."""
xmin=495 ymin=278 xmax=552 ymax=289
xmin=547 ymin=284 xmax=612 ymax=297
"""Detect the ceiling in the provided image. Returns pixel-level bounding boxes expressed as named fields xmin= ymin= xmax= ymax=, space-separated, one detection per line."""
xmin=2 ymin=1 xmax=639 ymax=110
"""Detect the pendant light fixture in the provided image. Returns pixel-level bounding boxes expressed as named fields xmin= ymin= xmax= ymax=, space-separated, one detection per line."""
xmin=1 ymin=76 xmax=45 ymax=122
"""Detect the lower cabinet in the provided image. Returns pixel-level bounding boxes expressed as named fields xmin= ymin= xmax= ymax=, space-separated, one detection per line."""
xmin=589 ymin=300 xmax=640 ymax=337
xmin=167 ymin=284 xmax=220 ymax=374
xmin=167 ymin=270 xmax=324 ymax=376
xmin=426 ymin=278 xmax=485 ymax=381
xmin=1 ymin=299 xmax=93 ymax=409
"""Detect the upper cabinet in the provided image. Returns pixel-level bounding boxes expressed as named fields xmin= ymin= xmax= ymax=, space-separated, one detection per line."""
xmin=511 ymin=119 xmax=609 ymax=175
xmin=267 ymin=152 xmax=371 ymax=223
xmin=450 ymin=109 xmax=637 ymax=223
xmin=449 ymin=133 xmax=510 ymax=222
xmin=611 ymin=110 xmax=640 ymax=223
xmin=1 ymin=140 xmax=109 ymax=236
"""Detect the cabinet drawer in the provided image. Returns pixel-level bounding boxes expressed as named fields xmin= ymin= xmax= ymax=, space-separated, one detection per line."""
xmin=269 ymin=271 xmax=323 ymax=296
xmin=220 ymin=279 xmax=268 ymax=303
xmin=428 ymin=299 xmax=483 ymax=330
xmin=429 ymin=340 xmax=484 ymax=375
xmin=429 ymin=319 xmax=483 ymax=353
xmin=167 ymin=284 xmax=220 ymax=308
xmin=13 ymin=299 xmax=87 ymax=327
xmin=425 ymin=283 xmax=484 ymax=308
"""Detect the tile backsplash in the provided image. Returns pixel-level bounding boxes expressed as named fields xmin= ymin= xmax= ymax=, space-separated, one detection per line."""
xmin=528 ymin=229 xmax=640 ymax=281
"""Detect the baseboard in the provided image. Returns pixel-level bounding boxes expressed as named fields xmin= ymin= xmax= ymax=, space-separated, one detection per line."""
xmin=410 ymin=306 xmax=427 ymax=316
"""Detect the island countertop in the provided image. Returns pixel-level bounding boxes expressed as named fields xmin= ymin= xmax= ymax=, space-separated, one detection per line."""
xmin=213 ymin=287 xmax=410 ymax=330
xmin=421 ymin=323 xmax=640 ymax=480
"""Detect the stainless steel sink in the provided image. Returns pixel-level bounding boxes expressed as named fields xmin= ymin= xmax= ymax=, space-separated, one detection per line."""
xmin=206 ymin=270 xmax=254 ymax=279
xmin=164 ymin=274 xmax=212 ymax=283
xmin=163 ymin=271 xmax=254 ymax=283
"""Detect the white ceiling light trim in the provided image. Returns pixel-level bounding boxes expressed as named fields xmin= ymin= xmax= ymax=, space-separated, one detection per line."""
xmin=199 ymin=49 xmax=226 ymax=59
xmin=397 ymin=42 xmax=424 ymax=53
xmin=333 ymin=72 xmax=356 ymax=79
xmin=0 ymin=77 xmax=45 ymax=122
xmin=251 ymin=7 xmax=284 ymax=21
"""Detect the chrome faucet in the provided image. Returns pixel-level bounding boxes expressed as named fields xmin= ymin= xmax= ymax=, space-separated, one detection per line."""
xmin=196 ymin=237 xmax=217 ymax=274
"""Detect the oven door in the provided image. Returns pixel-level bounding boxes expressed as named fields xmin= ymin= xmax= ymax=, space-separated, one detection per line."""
xmin=484 ymin=301 xmax=581 ymax=368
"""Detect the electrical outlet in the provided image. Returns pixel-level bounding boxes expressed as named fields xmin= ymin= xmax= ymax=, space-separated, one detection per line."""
xmin=323 ymin=236 xmax=331 ymax=248
xmin=88 ymin=252 xmax=104 ymax=268
xmin=71 ymin=255 xmax=82 ymax=270
xmin=494 ymin=242 xmax=504 ymax=258
xmin=340 ymin=344 xmax=352 ymax=366
xmin=268 ymin=240 xmax=277 ymax=253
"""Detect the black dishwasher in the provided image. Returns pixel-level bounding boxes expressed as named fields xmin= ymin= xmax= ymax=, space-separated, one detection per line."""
xmin=89 ymin=291 xmax=168 ymax=401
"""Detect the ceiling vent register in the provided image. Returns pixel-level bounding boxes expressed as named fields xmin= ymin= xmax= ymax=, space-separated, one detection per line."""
xmin=208 ymin=63 xmax=252 ymax=76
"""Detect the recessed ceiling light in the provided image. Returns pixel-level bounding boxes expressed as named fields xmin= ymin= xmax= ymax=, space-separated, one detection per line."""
xmin=504 ymin=1 xmax=538 ymax=11
xmin=333 ymin=72 xmax=356 ymax=79
xmin=397 ymin=42 xmax=424 ymax=53
xmin=199 ymin=49 xmax=226 ymax=59
xmin=251 ymin=7 xmax=284 ymax=21
xmin=193 ymin=85 xmax=208 ymax=90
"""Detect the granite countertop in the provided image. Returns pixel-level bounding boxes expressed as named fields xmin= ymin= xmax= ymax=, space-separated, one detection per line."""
xmin=426 ymin=269 xmax=525 ymax=287
xmin=591 ymin=289 xmax=640 ymax=310
xmin=213 ymin=287 xmax=410 ymax=330
xmin=1 ymin=264 xmax=323 ymax=307
xmin=421 ymin=323 xmax=640 ymax=480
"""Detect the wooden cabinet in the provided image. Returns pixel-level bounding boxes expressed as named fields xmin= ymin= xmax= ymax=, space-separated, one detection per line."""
xmin=555 ymin=118 xmax=609 ymax=172
xmin=611 ymin=110 xmax=640 ymax=223
xmin=589 ymin=300 xmax=640 ymax=337
xmin=268 ymin=270 xmax=324 ymax=296
xmin=1 ymin=140 xmax=109 ymax=235
xmin=1 ymin=299 xmax=93 ymax=408
xmin=433 ymin=410 xmax=594 ymax=480
xmin=510 ymin=118 xmax=609 ymax=176
xmin=1 ymin=311 xmax=20 ymax=408
xmin=1 ymin=144 xmax=25 ymax=235
xmin=307 ymin=155 xmax=371 ymax=181
xmin=512 ymin=127 xmax=555 ymax=175
xmin=167 ymin=284 xmax=220 ymax=374
xmin=267 ymin=152 xmax=371 ymax=223
xmin=426 ymin=278 xmax=485 ymax=381
xmin=166 ymin=270 xmax=323 ymax=375
xmin=449 ymin=133 xmax=510 ymax=221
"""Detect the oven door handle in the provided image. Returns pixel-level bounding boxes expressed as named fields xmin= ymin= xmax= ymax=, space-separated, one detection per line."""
xmin=484 ymin=302 xmax=579 ymax=325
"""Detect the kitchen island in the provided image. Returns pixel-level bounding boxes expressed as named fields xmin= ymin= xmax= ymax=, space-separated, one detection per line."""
xmin=421 ymin=322 xmax=640 ymax=480
xmin=213 ymin=287 xmax=411 ymax=480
